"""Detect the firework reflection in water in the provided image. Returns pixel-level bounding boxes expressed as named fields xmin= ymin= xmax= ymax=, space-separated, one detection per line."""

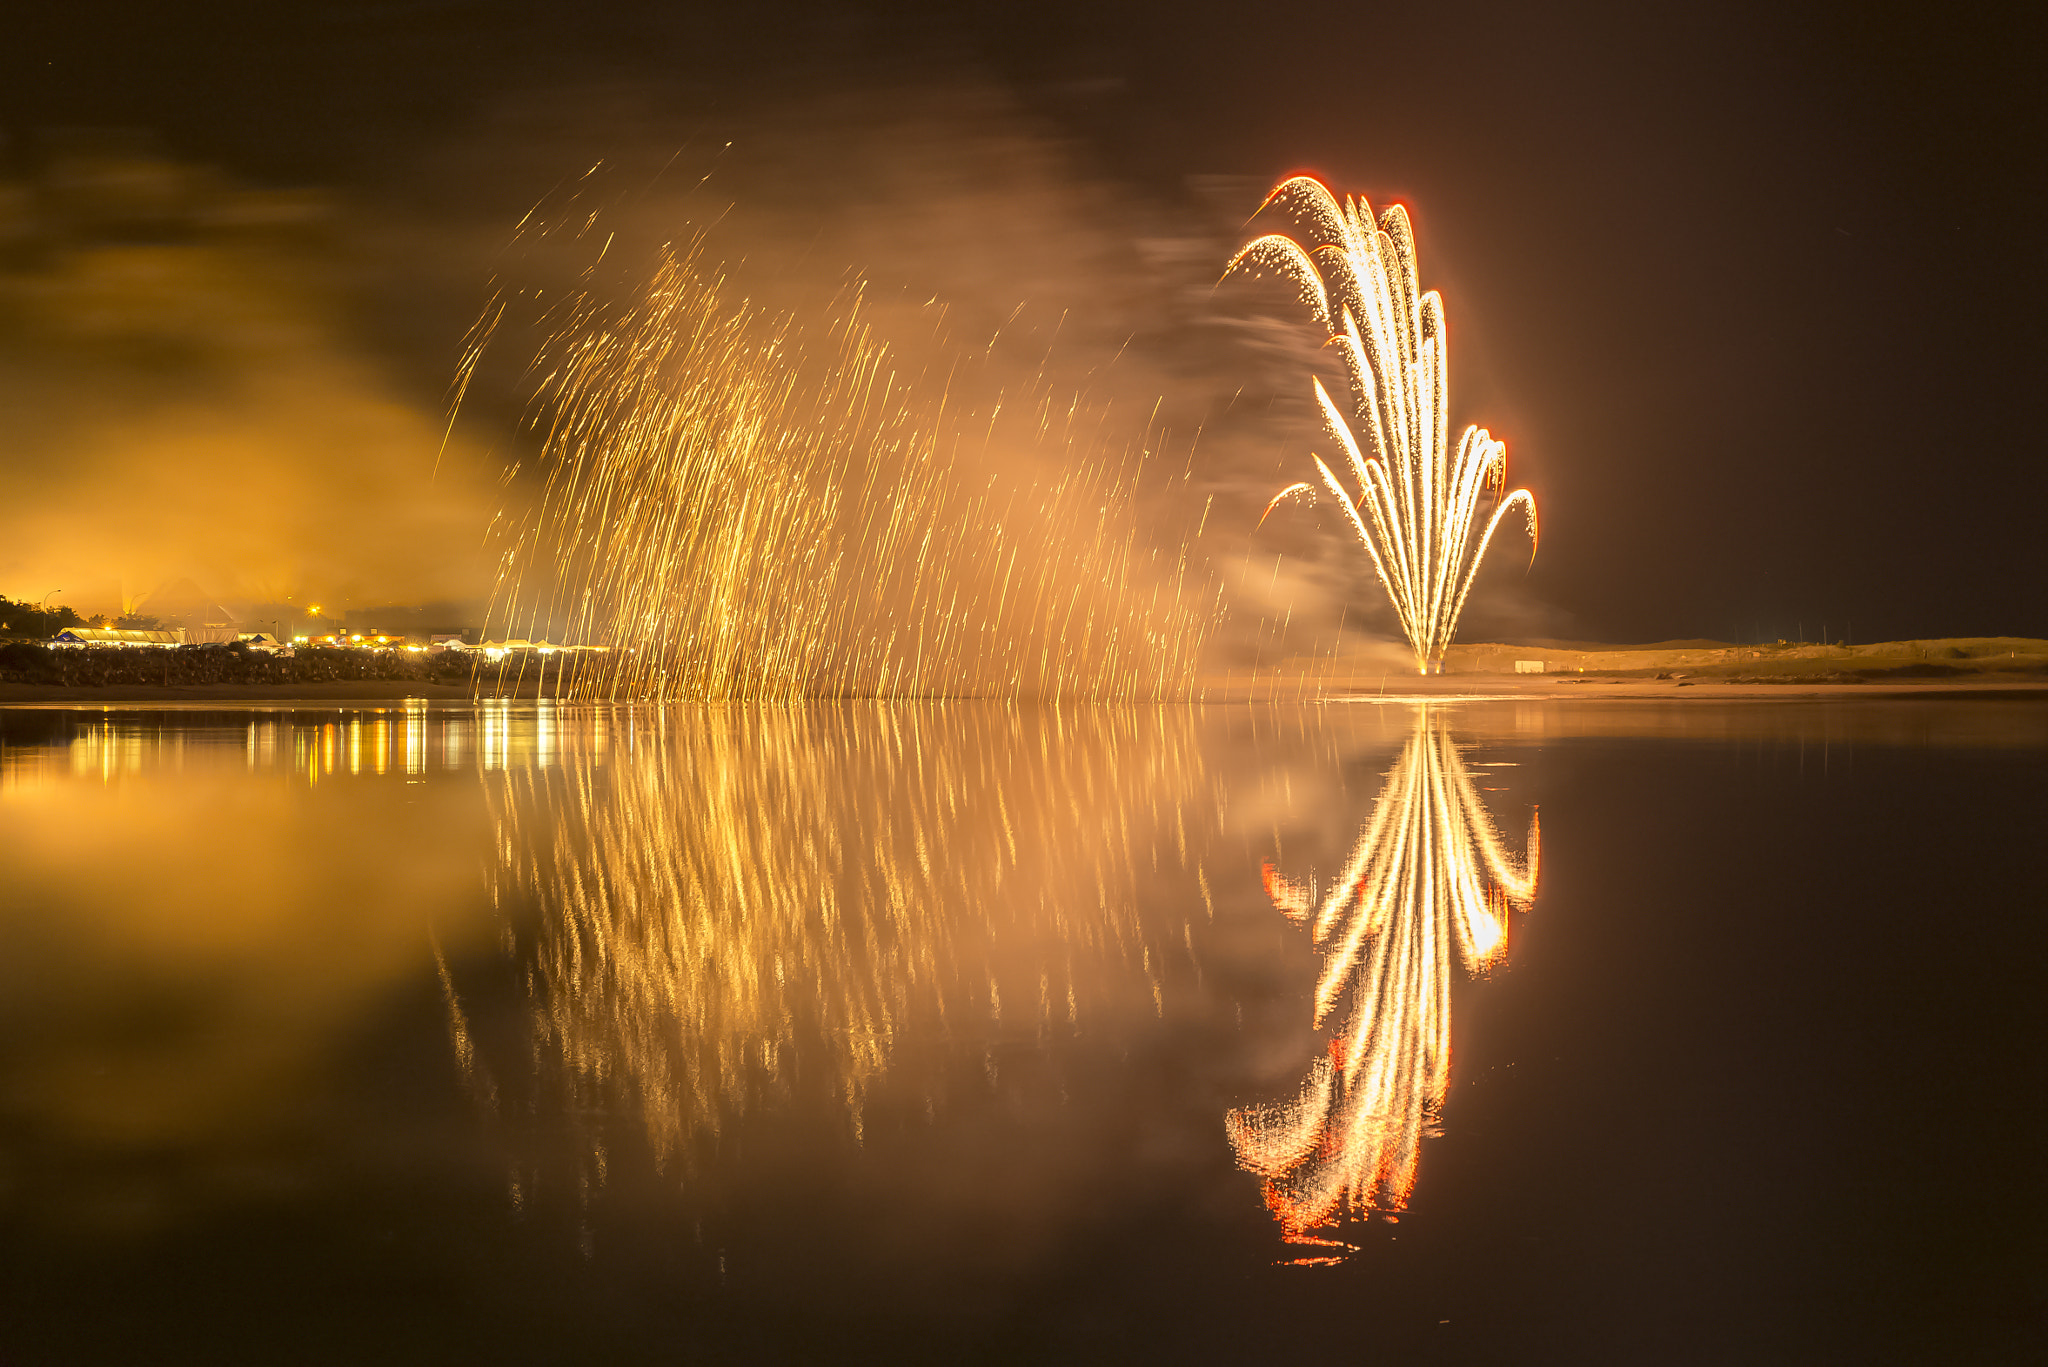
xmin=464 ymin=218 xmax=1217 ymax=700
xmin=1229 ymin=177 xmax=1537 ymax=675
xmin=1227 ymin=708 xmax=1538 ymax=1260
xmin=445 ymin=703 xmax=1213 ymax=1199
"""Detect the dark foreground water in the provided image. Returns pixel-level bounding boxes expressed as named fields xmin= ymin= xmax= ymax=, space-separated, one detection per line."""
xmin=1 ymin=698 xmax=2042 ymax=1365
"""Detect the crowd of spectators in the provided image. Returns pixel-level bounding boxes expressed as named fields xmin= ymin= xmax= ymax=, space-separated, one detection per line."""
xmin=0 ymin=641 xmax=478 ymax=689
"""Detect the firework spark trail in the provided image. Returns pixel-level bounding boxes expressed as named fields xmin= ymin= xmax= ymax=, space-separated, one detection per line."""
xmin=1229 ymin=177 xmax=1537 ymax=675
xmin=1226 ymin=709 xmax=1538 ymax=1253
xmin=463 ymin=228 xmax=1216 ymax=701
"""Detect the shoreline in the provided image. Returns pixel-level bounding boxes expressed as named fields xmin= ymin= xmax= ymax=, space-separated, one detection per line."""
xmin=0 ymin=680 xmax=483 ymax=705
xmin=2 ymin=677 xmax=2045 ymax=707
xmin=5 ymin=635 xmax=2042 ymax=708
xmin=1211 ymin=675 xmax=2048 ymax=703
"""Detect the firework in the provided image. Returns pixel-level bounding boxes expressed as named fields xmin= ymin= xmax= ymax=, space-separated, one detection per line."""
xmin=1229 ymin=176 xmax=1537 ymax=675
xmin=460 ymin=226 xmax=1216 ymax=701
xmin=1226 ymin=709 xmax=1538 ymax=1255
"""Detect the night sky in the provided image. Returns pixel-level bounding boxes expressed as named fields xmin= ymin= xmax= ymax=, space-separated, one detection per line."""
xmin=7 ymin=1 xmax=2043 ymax=646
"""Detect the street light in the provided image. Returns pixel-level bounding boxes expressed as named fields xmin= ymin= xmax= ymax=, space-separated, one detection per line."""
xmin=39 ymin=589 xmax=62 ymax=607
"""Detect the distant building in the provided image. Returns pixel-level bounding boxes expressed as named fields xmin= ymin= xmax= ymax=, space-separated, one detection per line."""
xmin=52 ymin=627 xmax=185 ymax=648
xmin=1514 ymin=659 xmax=1546 ymax=674
xmin=473 ymin=640 xmax=611 ymax=660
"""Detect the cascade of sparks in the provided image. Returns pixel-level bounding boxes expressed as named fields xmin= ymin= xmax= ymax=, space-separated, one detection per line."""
xmin=461 ymin=234 xmax=1216 ymax=702
xmin=1226 ymin=709 xmax=1538 ymax=1257
xmin=1229 ymin=176 xmax=1537 ymax=675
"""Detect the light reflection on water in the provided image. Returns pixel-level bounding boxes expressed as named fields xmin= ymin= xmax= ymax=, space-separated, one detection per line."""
xmin=0 ymin=705 xmax=497 ymax=1214
xmin=0 ymin=702 xmax=1245 ymax=1261
xmin=1230 ymin=709 xmax=1538 ymax=1261
xmin=454 ymin=703 xmax=1226 ymax=1236
xmin=2 ymin=696 xmax=2044 ymax=1303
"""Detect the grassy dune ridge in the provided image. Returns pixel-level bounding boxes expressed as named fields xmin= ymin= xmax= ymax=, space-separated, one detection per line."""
xmin=1444 ymin=637 xmax=2048 ymax=682
xmin=1199 ymin=637 xmax=2048 ymax=700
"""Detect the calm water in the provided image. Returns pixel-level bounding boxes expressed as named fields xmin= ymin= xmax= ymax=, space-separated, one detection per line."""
xmin=1 ymin=699 xmax=2042 ymax=1364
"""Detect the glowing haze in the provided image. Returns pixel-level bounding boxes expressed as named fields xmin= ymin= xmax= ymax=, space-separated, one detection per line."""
xmin=1230 ymin=177 xmax=1538 ymax=675
xmin=0 ymin=146 xmax=495 ymax=619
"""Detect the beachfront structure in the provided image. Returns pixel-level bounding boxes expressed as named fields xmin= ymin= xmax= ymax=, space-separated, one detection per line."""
xmin=51 ymin=627 xmax=186 ymax=648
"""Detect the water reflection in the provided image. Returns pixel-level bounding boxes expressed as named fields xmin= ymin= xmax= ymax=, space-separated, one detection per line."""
xmin=9 ymin=696 xmax=2035 ymax=1285
xmin=0 ymin=706 xmax=493 ymax=1221
xmin=452 ymin=704 xmax=1216 ymax=1206
xmin=0 ymin=700 xmax=600 ymax=792
xmin=1228 ymin=708 xmax=1538 ymax=1261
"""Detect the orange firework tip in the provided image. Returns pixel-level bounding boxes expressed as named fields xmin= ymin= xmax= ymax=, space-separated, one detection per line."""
xmin=1257 ymin=482 xmax=1316 ymax=529
xmin=1252 ymin=171 xmax=1339 ymax=218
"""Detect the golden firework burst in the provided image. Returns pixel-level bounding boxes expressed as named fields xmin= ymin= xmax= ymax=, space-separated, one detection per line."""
xmin=1230 ymin=176 xmax=1537 ymax=675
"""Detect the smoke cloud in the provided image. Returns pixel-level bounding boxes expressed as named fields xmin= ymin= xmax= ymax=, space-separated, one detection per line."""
xmin=0 ymin=140 xmax=495 ymax=621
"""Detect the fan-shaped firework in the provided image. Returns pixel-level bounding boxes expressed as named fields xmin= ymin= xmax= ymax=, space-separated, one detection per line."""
xmin=1229 ymin=176 xmax=1537 ymax=675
